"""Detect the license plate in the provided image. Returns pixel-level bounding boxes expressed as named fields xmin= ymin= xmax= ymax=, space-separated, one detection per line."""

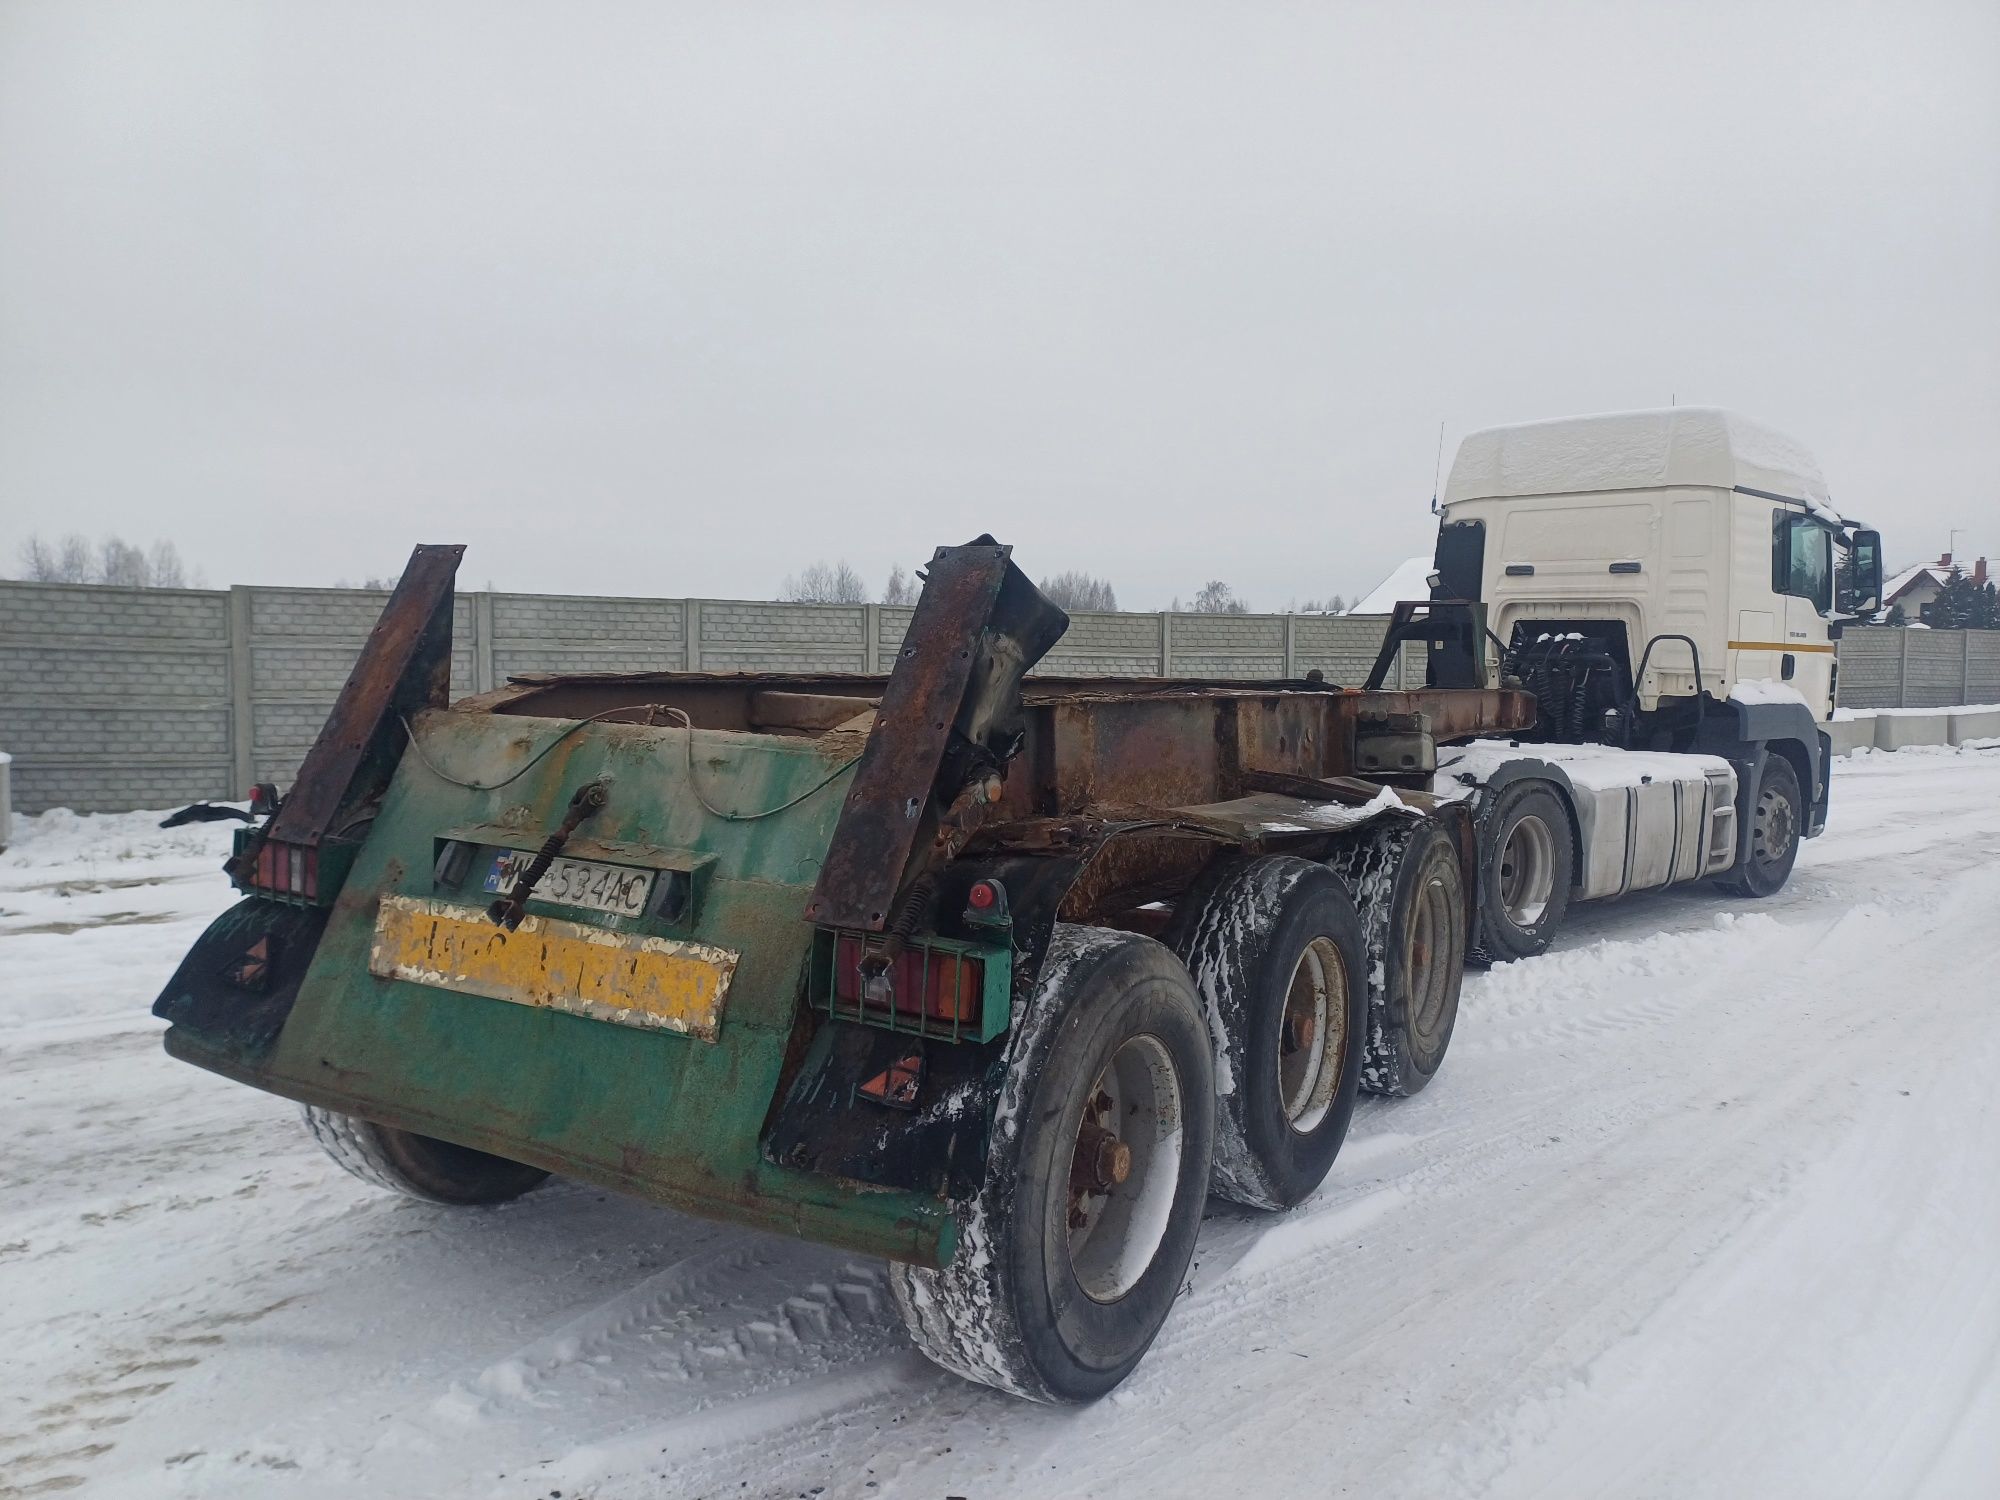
xmin=483 ymin=851 xmax=653 ymax=919
xmin=370 ymin=895 xmax=735 ymax=1040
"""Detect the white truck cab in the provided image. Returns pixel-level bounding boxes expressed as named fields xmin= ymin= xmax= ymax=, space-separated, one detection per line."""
xmin=1401 ymin=408 xmax=1884 ymax=965
xmin=1435 ymin=407 xmax=1882 ymax=722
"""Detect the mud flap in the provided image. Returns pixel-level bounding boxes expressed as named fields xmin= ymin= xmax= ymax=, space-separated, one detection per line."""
xmin=760 ymin=1020 xmax=1003 ymax=1200
xmin=153 ymin=897 xmax=332 ymax=1065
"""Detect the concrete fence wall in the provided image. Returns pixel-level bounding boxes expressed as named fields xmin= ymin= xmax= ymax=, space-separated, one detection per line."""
xmin=5 ymin=577 xmax=1993 ymax=814
xmin=1829 ymin=626 xmax=2000 ymax=710
xmin=0 ymin=580 xmax=1418 ymax=813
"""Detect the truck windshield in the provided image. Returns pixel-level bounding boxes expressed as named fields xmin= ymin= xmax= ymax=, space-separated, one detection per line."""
xmin=1773 ymin=514 xmax=1834 ymax=614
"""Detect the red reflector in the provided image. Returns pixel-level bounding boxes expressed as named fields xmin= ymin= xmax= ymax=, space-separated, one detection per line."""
xmin=967 ymin=879 xmax=999 ymax=911
xmin=248 ymin=839 xmax=318 ymax=899
xmin=833 ymin=935 xmax=981 ymax=1026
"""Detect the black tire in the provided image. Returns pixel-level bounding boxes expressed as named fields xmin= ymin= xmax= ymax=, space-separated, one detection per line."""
xmin=889 ymin=925 xmax=1214 ymax=1403
xmin=1325 ymin=818 xmax=1467 ymax=1097
xmin=301 ymin=1105 xmax=550 ymax=1205
xmin=1175 ymin=856 xmax=1367 ymax=1210
xmin=1471 ymin=781 xmax=1574 ymax=963
xmin=1718 ymin=752 xmax=1803 ymax=898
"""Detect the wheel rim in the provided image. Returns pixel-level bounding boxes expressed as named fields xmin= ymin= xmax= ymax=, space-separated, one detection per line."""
xmin=1066 ymin=1034 xmax=1185 ymax=1304
xmin=1406 ymin=870 xmax=1458 ymax=1038
xmin=1497 ymin=812 xmax=1556 ymax=927
xmin=1277 ymin=936 xmax=1350 ymax=1133
xmin=1756 ymin=783 xmax=1796 ymax=866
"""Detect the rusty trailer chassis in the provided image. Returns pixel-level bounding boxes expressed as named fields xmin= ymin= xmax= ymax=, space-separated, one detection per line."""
xmin=466 ymin=668 xmax=1533 ymax=930
xmin=155 ymin=537 xmax=1535 ymax=1404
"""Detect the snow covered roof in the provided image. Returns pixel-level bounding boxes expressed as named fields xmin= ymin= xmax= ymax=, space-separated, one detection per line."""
xmin=1348 ymin=555 xmax=1433 ymax=615
xmin=1443 ymin=407 xmax=1842 ymax=523
xmin=1883 ymin=563 xmax=1951 ymax=604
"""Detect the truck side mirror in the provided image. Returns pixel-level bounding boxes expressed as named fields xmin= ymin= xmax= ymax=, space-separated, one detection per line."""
xmin=1849 ymin=529 xmax=1883 ymax=615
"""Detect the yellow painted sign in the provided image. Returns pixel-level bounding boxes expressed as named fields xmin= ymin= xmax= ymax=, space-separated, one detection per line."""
xmin=368 ymin=895 xmax=735 ymax=1041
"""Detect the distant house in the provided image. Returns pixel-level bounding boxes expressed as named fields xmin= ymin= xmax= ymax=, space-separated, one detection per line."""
xmin=1884 ymin=552 xmax=1989 ymax=622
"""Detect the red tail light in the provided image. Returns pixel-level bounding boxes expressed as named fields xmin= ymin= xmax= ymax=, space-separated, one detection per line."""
xmin=248 ymin=838 xmax=319 ymax=899
xmin=832 ymin=934 xmax=981 ymax=1027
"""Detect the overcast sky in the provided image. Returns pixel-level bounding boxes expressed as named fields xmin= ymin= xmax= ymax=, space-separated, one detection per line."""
xmin=2 ymin=1 xmax=1995 ymax=607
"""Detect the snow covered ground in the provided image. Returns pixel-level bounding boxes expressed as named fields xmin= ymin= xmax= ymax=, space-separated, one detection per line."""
xmin=4 ymin=749 xmax=1999 ymax=1499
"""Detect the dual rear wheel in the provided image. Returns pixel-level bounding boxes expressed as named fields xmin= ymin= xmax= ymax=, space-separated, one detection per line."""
xmin=896 ymin=826 xmax=1471 ymax=1402
xmin=298 ymin=830 xmax=1468 ymax=1406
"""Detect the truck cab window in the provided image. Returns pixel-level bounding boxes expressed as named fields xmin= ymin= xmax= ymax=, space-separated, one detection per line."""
xmin=1772 ymin=514 xmax=1833 ymax=614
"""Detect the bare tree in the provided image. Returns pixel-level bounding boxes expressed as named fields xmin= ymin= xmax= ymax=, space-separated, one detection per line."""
xmin=780 ymin=560 xmax=869 ymax=604
xmin=1190 ymin=579 xmax=1250 ymax=614
xmin=1038 ymin=570 xmax=1118 ymax=612
xmin=882 ymin=566 xmax=919 ymax=605
xmin=58 ymin=534 xmax=93 ymax=582
xmin=98 ymin=537 xmax=152 ymax=586
xmin=15 ymin=532 xmax=200 ymax=587
xmin=147 ymin=540 xmax=190 ymax=588
xmin=17 ymin=532 xmax=92 ymax=582
xmin=17 ymin=535 xmax=61 ymax=581
xmin=1296 ymin=593 xmax=1348 ymax=615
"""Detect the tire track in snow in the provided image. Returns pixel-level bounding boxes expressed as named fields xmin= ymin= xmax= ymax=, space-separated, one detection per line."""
xmin=657 ymin=784 xmax=2000 ymax=1500
xmin=432 ymin=1247 xmax=903 ymax=1427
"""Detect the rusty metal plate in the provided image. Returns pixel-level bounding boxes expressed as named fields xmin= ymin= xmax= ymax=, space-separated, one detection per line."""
xmin=264 ymin=543 xmax=463 ymax=850
xmin=804 ymin=541 xmax=1011 ymax=930
xmin=368 ymin=895 xmax=736 ymax=1041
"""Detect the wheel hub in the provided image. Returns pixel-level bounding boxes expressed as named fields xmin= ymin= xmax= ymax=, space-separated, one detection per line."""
xmin=1064 ymin=1035 xmax=1185 ymax=1303
xmin=1758 ymin=785 xmax=1796 ymax=863
xmin=1277 ymin=935 xmax=1349 ymax=1134
xmin=1497 ymin=812 xmax=1556 ymax=926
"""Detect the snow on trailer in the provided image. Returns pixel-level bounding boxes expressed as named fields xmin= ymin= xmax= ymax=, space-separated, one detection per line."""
xmin=148 ymin=536 xmax=1535 ymax=1404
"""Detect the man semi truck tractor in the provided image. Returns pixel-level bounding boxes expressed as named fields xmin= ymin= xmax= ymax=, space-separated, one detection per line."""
xmin=1388 ymin=406 xmax=1884 ymax=963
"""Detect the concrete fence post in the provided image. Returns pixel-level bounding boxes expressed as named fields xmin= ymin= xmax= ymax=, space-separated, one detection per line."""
xmin=1962 ymin=631 xmax=1972 ymax=705
xmin=687 ymin=600 xmax=703 ymax=671
xmin=1899 ymin=627 xmax=1911 ymax=708
xmin=1160 ymin=612 xmax=1174 ymax=676
xmin=227 ymin=585 xmax=255 ymax=798
xmin=863 ymin=603 xmax=881 ymax=675
xmin=472 ymin=592 xmax=497 ymax=694
xmin=1282 ymin=614 xmax=1297 ymax=679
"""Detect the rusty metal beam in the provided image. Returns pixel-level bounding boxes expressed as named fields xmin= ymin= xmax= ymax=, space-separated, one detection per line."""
xmin=258 ymin=544 xmax=463 ymax=852
xmin=804 ymin=540 xmax=1013 ymax=931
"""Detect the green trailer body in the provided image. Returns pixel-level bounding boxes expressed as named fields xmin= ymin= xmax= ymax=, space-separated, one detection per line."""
xmin=164 ymin=705 xmax=961 ymax=1265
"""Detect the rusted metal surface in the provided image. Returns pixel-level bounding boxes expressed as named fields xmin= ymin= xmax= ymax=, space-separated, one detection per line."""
xmin=1243 ymin=767 xmax=1421 ymax=807
xmin=161 ymin=532 xmax=1543 ymax=1274
xmin=250 ymin=544 xmax=463 ymax=866
xmin=804 ymin=542 xmax=1011 ymax=930
xmin=805 ymin=538 xmax=1068 ymax=933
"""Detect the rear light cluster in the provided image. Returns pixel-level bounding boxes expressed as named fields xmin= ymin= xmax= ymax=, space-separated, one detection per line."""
xmin=831 ymin=934 xmax=983 ymax=1031
xmin=246 ymin=839 xmax=319 ymax=900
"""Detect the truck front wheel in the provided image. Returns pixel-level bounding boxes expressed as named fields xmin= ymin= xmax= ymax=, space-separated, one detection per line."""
xmin=1719 ymin=753 xmax=1802 ymax=898
xmin=889 ymin=925 xmax=1214 ymax=1403
xmin=301 ymin=1106 xmax=550 ymax=1205
xmin=1472 ymin=782 xmax=1574 ymax=963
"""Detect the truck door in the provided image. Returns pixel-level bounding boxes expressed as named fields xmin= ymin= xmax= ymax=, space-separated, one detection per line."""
xmin=1772 ymin=512 xmax=1836 ymax=716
